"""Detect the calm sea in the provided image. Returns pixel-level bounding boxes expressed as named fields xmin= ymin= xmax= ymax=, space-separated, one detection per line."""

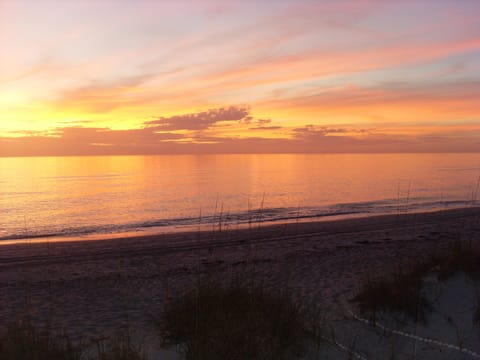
xmin=1 ymin=154 xmax=479 ymax=242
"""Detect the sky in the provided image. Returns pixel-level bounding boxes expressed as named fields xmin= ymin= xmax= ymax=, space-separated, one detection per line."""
xmin=0 ymin=0 xmax=479 ymax=156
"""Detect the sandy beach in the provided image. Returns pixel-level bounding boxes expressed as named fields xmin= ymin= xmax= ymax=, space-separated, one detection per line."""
xmin=1 ymin=207 xmax=480 ymax=347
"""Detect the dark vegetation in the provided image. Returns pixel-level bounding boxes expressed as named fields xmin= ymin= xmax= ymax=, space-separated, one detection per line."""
xmin=354 ymin=240 xmax=480 ymax=322
xmin=354 ymin=262 xmax=432 ymax=322
xmin=0 ymin=319 xmax=145 ymax=360
xmin=0 ymin=318 xmax=81 ymax=360
xmin=156 ymin=278 xmax=321 ymax=360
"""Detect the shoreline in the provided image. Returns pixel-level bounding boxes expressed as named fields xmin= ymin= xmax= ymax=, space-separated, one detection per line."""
xmin=1 ymin=201 xmax=476 ymax=246
xmin=2 ymin=205 xmax=479 ymax=250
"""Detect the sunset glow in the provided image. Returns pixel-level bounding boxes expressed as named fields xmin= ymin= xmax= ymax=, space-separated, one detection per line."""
xmin=1 ymin=0 xmax=479 ymax=155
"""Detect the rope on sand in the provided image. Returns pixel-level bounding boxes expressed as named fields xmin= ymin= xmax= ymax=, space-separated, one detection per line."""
xmin=320 ymin=335 xmax=368 ymax=360
xmin=347 ymin=309 xmax=480 ymax=359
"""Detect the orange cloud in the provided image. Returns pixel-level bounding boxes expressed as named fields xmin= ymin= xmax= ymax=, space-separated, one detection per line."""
xmin=146 ymin=106 xmax=250 ymax=131
xmin=1 ymin=106 xmax=479 ymax=157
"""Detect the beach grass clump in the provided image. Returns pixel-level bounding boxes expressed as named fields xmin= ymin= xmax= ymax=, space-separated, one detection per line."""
xmin=354 ymin=239 xmax=480 ymax=322
xmin=434 ymin=240 xmax=480 ymax=281
xmin=0 ymin=319 xmax=148 ymax=360
xmin=156 ymin=278 xmax=317 ymax=360
xmin=0 ymin=318 xmax=81 ymax=360
xmin=353 ymin=264 xmax=431 ymax=322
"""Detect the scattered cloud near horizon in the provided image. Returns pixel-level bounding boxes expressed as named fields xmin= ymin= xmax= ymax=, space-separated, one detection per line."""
xmin=1 ymin=0 xmax=479 ymax=155
xmin=1 ymin=107 xmax=479 ymax=156
xmin=145 ymin=106 xmax=251 ymax=131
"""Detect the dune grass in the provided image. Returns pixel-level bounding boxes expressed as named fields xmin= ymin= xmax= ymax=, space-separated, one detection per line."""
xmin=156 ymin=277 xmax=321 ymax=360
xmin=434 ymin=240 xmax=480 ymax=281
xmin=354 ymin=239 xmax=480 ymax=322
xmin=0 ymin=319 xmax=146 ymax=360
xmin=353 ymin=263 xmax=432 ymax=322
xmin=0 ymin=318 xmax=81 ymax=360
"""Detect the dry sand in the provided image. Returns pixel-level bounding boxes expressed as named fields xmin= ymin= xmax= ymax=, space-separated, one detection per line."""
xmin=1 ymin=207 xmax=480 ymax=343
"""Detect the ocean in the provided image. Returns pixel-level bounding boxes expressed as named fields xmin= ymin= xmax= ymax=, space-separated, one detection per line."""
xmin=1 ymin=153 xmax=479 ymax=242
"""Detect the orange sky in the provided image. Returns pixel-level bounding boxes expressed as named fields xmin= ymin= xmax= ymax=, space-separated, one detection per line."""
xmin=1 ymin=0 xmax=479 ymax=155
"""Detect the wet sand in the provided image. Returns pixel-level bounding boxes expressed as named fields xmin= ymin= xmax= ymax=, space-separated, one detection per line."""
xmin=1 ymin=207 xmax=480 ymax=340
